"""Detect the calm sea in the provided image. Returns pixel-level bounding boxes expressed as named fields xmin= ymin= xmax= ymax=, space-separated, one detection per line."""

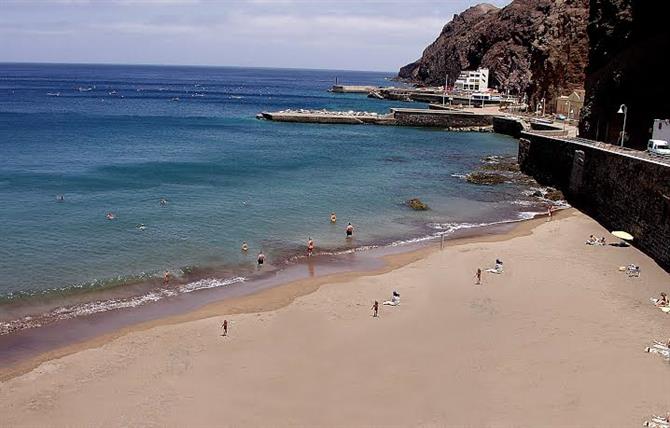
xmin=0 ymin=63 xmax=544 ymax=334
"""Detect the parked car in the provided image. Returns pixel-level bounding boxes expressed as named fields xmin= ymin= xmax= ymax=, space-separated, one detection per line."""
xmin=647 ymin=139 xmax=670 ymax=156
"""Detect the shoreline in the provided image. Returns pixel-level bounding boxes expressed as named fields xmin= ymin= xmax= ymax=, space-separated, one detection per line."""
xmin=3 ymin=207 xmax=669 ymax=425
xmin=0 ymin=208 xmax=561 ymax=382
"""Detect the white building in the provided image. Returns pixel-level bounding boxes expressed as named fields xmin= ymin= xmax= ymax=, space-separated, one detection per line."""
xmin=652 ymin=119 xmax=670 ymax=142
xmin=454 ymin=68 xmax=489 ymax=92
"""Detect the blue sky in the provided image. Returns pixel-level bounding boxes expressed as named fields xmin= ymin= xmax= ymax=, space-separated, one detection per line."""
xmin=0 ymin=0 xmax=510 ymax=71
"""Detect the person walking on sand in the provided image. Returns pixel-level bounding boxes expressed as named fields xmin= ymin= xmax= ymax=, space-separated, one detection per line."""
xmin=330 ymin=212 xmax=337 ymax=223
xmin=163 ymin=270 xmax=171 ymax=285
xmin=221 ymin=319 xmax=228 ymax=336
xmin=475 ymin=268 xmax=482 ymax=285
xmin=257 ymin=250 xmax=265 ymax=267
xmin=371 ymin=300 xmax=379 ymax=317
xmin=307 ymin=237 xmax=314 ymax=256
xmin=346 ymin=222 xmax=354 ymax=238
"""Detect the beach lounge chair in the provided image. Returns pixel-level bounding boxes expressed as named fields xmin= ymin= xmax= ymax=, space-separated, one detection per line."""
xmin=626 ymin=264 xmax=641 ymax=277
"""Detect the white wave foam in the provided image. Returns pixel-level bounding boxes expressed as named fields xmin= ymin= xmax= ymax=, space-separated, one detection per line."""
xmin=0 ymin=275 xmax=246 ymax=336
xmin=178 ymin=277 xmax=245 ymax=293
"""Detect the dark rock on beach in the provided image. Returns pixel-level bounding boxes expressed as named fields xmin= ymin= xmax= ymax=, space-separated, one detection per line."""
xmin=466 ymin=172 xmax=507 ymax=185
xmin=544 ymin=189 xmax=565 ymax=201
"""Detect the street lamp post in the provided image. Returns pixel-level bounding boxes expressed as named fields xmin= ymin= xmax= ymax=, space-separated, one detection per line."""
xmin=617 ymin=104 xmax=628 ymax=147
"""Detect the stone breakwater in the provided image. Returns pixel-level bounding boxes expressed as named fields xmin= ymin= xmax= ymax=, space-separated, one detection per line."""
xmin=258 ymin=109 xmax=395 ymax=125
xmin=258 ymin=107 xmax=498 ymax=129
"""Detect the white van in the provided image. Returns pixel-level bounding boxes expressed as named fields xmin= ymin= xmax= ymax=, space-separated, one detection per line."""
xmin=647 ymin=139 xmax=670 ymax=156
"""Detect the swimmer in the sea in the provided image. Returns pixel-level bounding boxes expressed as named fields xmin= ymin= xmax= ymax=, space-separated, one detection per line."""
xmin=106 ymin=212 xmax=115 ymax=220
xmin=241 ymin=241 xmax=249 ymax=252
xmin=307 ymin=237 xmax=314 ymax=256
xmin=330 ymin=212 xmax=337 ymax=223
xmin=159 ymin=198 xmax=168 ymax=207
xmin=163 ymin=270 xmax=171 ymax=285
xmin=137 ymin=223 xmax=146 ymax=231
xmin=346 ymin=222 xmax=354 ymax=238
xmin=257 ymin=250 xmax=265 ymax=267
xmin=56 ymin=194 xmax=64 ymax=202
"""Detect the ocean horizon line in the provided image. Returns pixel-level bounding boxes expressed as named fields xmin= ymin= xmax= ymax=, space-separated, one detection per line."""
xmin=0 ymin=61 xmax=397 ymax=75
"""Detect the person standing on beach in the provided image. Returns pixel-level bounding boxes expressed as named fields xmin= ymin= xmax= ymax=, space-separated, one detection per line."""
xmin=257 ymin=250 xmax=265 ymax=267
xmin=221 ymin=319 xmax=228 ymax=336
xmin=475 ymin=268 xmax=482 ymax=285
xmin=307 ymin=237 xmax=314 ymax=257
xmin=346 ymin=222 xmax=354 ymax=238
xmin=371 ymin=301 xmax=379 ymax=317
xmin=163 ymin=270 xmax=170 ymax=285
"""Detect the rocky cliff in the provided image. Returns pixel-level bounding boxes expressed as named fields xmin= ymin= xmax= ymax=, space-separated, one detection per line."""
xmin=398 ymin=0 xmax=589 ymax=109
xmin=579 ymin=0 xmax=670 ymax=148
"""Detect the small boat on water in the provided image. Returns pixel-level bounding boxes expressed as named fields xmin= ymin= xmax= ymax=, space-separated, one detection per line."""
xmin=47 ymin=92 xmax=61 ymax=97
xmin=77 ymin=87 xmax=93 ymax=92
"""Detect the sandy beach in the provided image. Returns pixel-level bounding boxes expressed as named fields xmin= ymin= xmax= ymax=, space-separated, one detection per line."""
xmin=1 ymin=209 xmax=669 ymax=427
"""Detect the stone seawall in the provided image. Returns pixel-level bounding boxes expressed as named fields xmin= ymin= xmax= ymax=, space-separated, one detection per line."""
xmin=519 ymin=133 xmax=670 ymax=271
xmin=392 ymin=109 xmax=493 ymax=128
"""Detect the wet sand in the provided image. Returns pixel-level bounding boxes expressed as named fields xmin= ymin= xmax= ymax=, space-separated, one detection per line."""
xmin=1 ymin=209 xmax=669 ymax=426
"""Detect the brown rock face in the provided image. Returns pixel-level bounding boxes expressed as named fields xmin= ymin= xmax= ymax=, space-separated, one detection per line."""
xmin=579 ymin=0 xmax=670 ymax=148
xmin=398 ymin=0 xmax=589 ymax=110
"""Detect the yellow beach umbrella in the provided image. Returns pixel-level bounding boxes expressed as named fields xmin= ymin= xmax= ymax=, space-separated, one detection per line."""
xmin=611 ymin=231 xmax=634 ymax=241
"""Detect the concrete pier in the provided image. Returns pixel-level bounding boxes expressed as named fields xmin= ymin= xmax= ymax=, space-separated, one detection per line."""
xmin=329 ymin=85 xmax=379 ymax=94
xmin=259 ymin=107 xmax=497 ymax=129
xmin=259 ymin=111 xmax=396 ymax=125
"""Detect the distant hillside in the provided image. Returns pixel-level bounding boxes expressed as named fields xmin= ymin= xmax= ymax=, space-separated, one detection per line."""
xmin=398 ymin=0 xmax=589 ymax=109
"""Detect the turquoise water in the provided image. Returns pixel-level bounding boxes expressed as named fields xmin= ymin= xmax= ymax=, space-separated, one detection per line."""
xmin=0 ymin=64 xmax=538 ymax=332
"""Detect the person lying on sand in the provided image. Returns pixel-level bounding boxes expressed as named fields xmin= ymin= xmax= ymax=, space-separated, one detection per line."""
xmin=585 ymin=235 xmax=597 ymax=245
xmin=383 ymin=291 xmax=400 ymax=306
xmin=643 ymin=413 xmax=670 ymax=427
xmin=598 ymin=236 xmax=607 ymax=245
xmin=486 ymin=259 xmax=503 ymax=274
xmin=645 ymin=340 xmax=670 ymax=358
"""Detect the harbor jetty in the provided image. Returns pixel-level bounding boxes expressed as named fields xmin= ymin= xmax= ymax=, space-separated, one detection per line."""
xmin=329 ymin=85 xmax=379 ymax=94
xmin=258 ymin=107 xmax=498 ymax=129
xmin=258 ymin=109 xmax=395 ymax=125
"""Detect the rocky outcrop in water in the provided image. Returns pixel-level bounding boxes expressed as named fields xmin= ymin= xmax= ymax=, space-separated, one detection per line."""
xmin=406 ymin=198 xmax=429 ymax=210
xmin=578 ymin=0 xmax=670 ymax=148
xmin=398 ymin=0 xmax=589 ymax=109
